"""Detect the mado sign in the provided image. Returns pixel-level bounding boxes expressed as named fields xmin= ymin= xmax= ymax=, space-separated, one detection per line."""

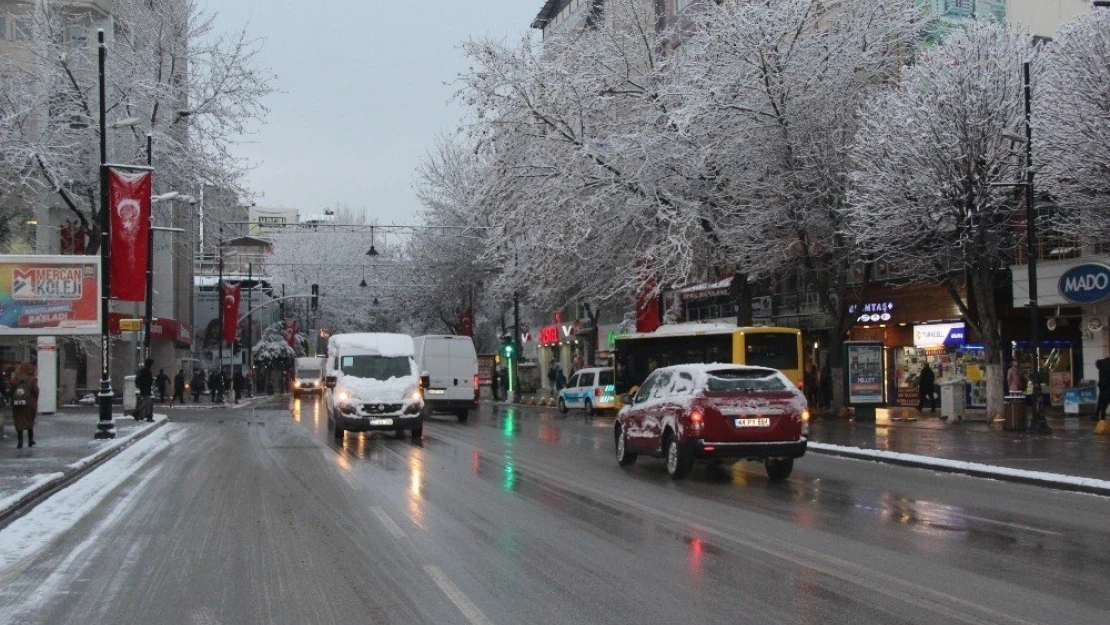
xmin=1059 ymin=263 xmax=1110 ymax=305
xmin=914 ymin=322 xmax=965 ymax=348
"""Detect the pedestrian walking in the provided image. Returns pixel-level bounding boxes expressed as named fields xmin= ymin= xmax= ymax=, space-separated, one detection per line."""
xmin=547 ymin=362 xmax=557 ymax=390
xmin=804 ymin=362 xmax=818 ymax=407
xmin=208 ymin=369 xmax=220 ymax=403
xmin=555 ymin=363 xmax=566 ymax=391
xmin=10 ymin=362 xmax=39 ymax=448
xmin=233 ymin=369 xmax=245 ymax=404
xmin=818 ymin=363 xmax=832 ymax=409
xmin=192 ymin=369 xmax=206 ymax=402
xmin=490 ymin=366 xmax=501 ymax=401
xmin=136 ymin=358 xmax=155 ymax=422
xmin=155 ymin=369 xmax=170 ymax=404
xmin=1096 ymin=357 xmax=1110 ymax=421
xmin=916 ymin=363 xmax=937 ymax=412
xmin=172 ymin=369 xmax=186 ymax=406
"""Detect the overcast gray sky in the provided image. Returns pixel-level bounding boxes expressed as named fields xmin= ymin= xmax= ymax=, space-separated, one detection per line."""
xmin=206 ymin=1 xmax=540 ymax=223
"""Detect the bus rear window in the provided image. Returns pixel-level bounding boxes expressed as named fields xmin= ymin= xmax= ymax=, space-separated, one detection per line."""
xmin=705 ymin=369 xmax=786 ymax=392
xmin=744 ymin=334 xmax=799 ymax=370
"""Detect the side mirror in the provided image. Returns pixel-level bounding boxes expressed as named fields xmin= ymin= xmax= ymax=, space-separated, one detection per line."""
xmin=620 ymin=393 xmax=634 ymax=405
xmin=420 ymin=373 xmax=431 ymax=392
xmin=324 ymin=375 xmax=337 ymax=389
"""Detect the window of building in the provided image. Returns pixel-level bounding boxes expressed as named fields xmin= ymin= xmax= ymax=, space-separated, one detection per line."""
xmin=11 ymin=17 xmax=31 ymax=42
xmin=0 ymin=17 xmax=7 ymax=41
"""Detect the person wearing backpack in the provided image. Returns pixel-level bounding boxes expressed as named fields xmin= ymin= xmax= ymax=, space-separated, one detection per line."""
xmin=11 ymin=362 xmax=39 ymax=449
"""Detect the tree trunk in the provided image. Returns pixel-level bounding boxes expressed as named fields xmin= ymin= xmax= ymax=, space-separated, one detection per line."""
xmin=731 ymin=273 xmax=751 ymax=326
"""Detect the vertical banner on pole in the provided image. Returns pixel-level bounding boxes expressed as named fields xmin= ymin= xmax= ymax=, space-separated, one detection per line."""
xmin=283 ymin=319 xmax=297 ymax=347
xmin=108 ymin=168 xmax=152 ymax=301
xmin=221 ymin=282 xmax=241 ymax=344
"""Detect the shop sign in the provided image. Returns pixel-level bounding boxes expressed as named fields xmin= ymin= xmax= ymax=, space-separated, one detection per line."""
xmin=914 ymin=322 xmax=965 ymax=348
xmin=1058 ymin=263 xmax=1110 ymax=304
xmin=540 ymin=325 xmax=559 ymax=345
xmin=752 ymin=296 xmax=773 ymax=318
xmin=850 ymin=301 xmax=894 ymax=323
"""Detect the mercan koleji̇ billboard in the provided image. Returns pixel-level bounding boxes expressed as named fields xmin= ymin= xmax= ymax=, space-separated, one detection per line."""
xmin=0 ymin=255 xmax=101 ymax=335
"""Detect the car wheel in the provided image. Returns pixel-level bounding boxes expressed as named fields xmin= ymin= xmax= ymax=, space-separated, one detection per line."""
xmin=411 ymin=426 xmax=423 ymax=440
xmin=557 ymin=398 xmax=568 ymax=414
xmin=765 ymin=458 xmax=794 ymax=481
xmin=615 ymin=425 xmax=637 ymax=466
xmin=456 ymin=409 xmax=470 ymax=423
xmin=584 ymin=399 xmax=594 ymax=417
xmin=665 ymin=435 xmax=693 ymax=480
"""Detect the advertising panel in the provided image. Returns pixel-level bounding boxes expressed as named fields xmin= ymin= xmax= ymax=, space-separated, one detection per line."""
xmin=0 ymin=255 xmax=101 ymax=336
xmin=846 ymin=341 xmax=884 ymax=405
xmin=913 ymin=322 xmax=966 ymax=348
xmin=248 ymin=207 xmax=299 ymax=236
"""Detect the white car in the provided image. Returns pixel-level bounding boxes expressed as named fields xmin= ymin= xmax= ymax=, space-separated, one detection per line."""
xmin=558 ymin=367 xmax=616 ymax=416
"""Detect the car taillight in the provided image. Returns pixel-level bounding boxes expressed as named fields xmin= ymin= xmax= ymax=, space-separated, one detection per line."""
xmin=472 ymin=374 xmax=479 ymax=390
xmin=689 ymin=409 xmax=704 ymax=434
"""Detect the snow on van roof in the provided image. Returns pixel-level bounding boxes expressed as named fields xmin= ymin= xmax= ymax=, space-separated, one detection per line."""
xmin=328 ymin=333 xmax=414 ymax=357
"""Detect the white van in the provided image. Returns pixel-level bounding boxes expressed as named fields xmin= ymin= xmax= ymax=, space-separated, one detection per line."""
xmin=413 ymin=335 xmax=479 ymax=423
xmin=293 ymin=356 xmax=325 ymax=397
xmin=324 ymin=333 xmax=424 ymax=440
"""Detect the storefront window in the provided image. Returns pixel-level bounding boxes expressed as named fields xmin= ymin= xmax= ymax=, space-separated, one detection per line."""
xmin=1011 ymin=342 xmax=1074 ymax=406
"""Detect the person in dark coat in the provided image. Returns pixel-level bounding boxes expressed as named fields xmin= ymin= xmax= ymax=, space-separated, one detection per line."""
xmin=490 ymin=367 xmax=501 ymax=401
xmin=172 ymin=369 xmax=186 ymax=407
xmin=208 ymin=369 xmax=220 ymax=403
xmin=818 ymin=363 xmax=832 ymax=409
xmin=155 ymin=369 xmax=170 ymax=403
xmin=916 ymin=363 xmax=937 ymax=412
xmin=803 ymin=363 xmax=818 ymax=407
xmin=1096 ymin=357 xmax=1110 ymax=421
xmin=136 ymin=358 xmax=155 ymax=422
xmin=192 ymin=369 xmax=206 ymax=402
xmin=10 ymin=362 xmax=39 ymax=448
xmin=233 ymin=370 xmax=245 ymax=404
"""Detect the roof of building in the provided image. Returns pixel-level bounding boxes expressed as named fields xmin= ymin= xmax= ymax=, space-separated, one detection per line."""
xmin=532 ymin=0 xmax=565 ymax=29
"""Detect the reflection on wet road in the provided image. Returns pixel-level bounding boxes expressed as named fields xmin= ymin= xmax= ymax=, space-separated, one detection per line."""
xmin=286 ymin=396 xmax=1110 ymax=624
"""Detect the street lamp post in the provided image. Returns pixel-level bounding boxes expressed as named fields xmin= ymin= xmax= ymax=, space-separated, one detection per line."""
xmin=1022 ymin=61 xmax=1049 ymax=433
xmin=143 ymin=135 xmax=154 ymax=364
xmin=95 ymin=30 xmax=115 ymax=439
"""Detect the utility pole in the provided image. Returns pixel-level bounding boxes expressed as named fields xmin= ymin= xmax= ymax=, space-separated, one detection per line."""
xmin=1023 ymin=61 xmax=1049 ymax=433
xmin=95 ymin=30 xmax=115 ymax=439
xmin=142 ymin=134 xmax=154 ymax=364
xmin=217 ymin=225 xmax=224 ymax=392
xmin=512 ymin=292 xmax=521 ymax=403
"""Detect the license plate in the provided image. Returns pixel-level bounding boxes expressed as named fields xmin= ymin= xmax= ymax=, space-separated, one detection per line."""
xmin=426 ymin=389 xmax=445 ymax=395
xmin=368 ymin=418 xmax=394 ymax=426
xmin=735 ymin=418 xmax=770 ymax=428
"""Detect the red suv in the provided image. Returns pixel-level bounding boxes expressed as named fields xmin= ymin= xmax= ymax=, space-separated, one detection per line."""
xmin=615 ymin=364 xmax=809 ymax=480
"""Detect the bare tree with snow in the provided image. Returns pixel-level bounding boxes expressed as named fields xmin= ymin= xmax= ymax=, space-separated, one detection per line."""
xmin=0 ymin=0 xmax=274 ymax=253
xmin=848 ymin=22 xmax=1038 ymax=421
xmin=1035 ymin=8 xmax=1110 ymax=244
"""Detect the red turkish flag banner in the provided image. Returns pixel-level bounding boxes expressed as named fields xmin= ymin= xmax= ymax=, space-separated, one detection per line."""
xmin=221 ymin=282 xmax=241 ymax=344
xmin=108 ymin=168 xmax=152 ymax=301
xmin=282 ymin=319 xmax=297 ymax=347
xmin=458 ymin=307 xmax=473 ymax=337
xmin=634 ymin=259 xmax=660 ymax=333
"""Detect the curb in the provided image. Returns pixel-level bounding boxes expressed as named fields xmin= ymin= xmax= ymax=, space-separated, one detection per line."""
xmin=0 ymin=417 xmax=169 ymax=528
xmin=807 ymin=442 xmax=1110 ymax=497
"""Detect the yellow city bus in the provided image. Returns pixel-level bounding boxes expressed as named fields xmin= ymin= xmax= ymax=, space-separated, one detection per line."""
xmin=613 ymin=324 xmax=804 ymax=396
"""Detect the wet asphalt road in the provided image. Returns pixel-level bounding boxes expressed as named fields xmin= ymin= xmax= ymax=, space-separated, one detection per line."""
xmin=2 ymin=396 xmax=1109 ymax=625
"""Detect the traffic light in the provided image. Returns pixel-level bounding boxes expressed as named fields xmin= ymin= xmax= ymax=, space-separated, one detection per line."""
xmin=310 ymin=284 xmax=319 ymax=310
xmin=501 ymin=335 xmax=515 ymax=359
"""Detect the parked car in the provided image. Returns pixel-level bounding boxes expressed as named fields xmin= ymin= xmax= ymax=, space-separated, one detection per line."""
xmin=413 ymin=335 xmax=479 ymax=423
xmin=614 ymin=364 xmax=808 ymax=480
xmin=558 ymin=367 xmax=616 ymax=416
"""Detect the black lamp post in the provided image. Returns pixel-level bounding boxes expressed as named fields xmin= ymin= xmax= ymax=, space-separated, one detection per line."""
xmin=95 ymin=29 xmax=115 ymax=439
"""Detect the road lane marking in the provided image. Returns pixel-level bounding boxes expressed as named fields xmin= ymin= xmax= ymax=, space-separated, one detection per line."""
xmin=425 ymin=565 xmax=495 ymax=625
xmin=371 ymin=506 xmax=406 ymax=539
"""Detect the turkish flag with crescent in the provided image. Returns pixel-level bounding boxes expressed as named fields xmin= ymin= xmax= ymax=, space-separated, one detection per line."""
xmin=221 ymin=282 xmax=241 ymax=343
xmin=108 ymin=168 xmax=152 ymax=301
xmin=458 ymin=307 xmax=473 ymax=337
xmin=282 ymin=319 xmax=297 ymax=347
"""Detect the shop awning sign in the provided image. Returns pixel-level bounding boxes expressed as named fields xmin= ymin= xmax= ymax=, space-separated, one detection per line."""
xmin=1059 ymin=263 xmax=1110 ymax=304
xmin=914 ymin=322 xmax=965 ymax=348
